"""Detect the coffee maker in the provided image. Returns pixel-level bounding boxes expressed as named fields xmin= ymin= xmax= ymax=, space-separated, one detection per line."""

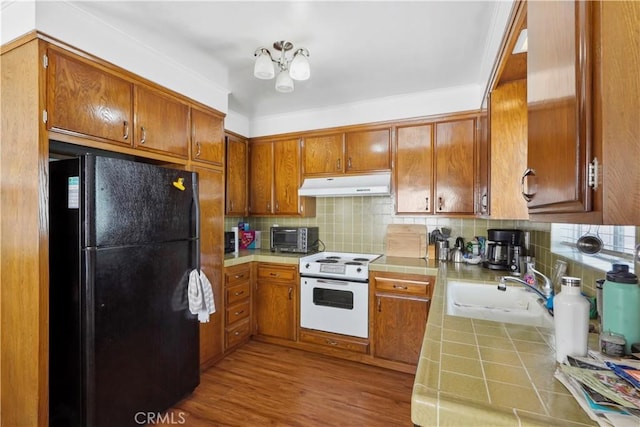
xmin=483 ymin=229 xmax=523 ymax=273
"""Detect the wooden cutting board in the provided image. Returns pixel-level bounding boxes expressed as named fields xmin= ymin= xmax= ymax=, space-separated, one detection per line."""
xmin=384 ymin=224 xmax=427 ymax=258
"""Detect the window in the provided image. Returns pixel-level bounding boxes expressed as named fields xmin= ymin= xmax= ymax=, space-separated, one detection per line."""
xmin=551 ymin=224 xmax=636 ymax=273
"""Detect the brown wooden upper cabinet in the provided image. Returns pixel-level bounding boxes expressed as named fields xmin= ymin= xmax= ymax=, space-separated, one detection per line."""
xmin=395 ymin=117 xmax=478 ymax=216
xmin=46 ymin=46 xmax=192 ymax=159
xmin=46 ymin=47 xmax=133 ymax=146
xmin=525 ymin=0 xmax=592 ymax=215
xmin=345 ymin=128 xmax=391 ymax=173
xmin=301 ymin=133 xmax=344 ymax=175
xmin=249 ymin=140 xmax=274 ymax=216
xmin=481 ymin=0 xmax=527 ymax=220
xmin=249 ymin=138 xmax=315 ymax=217
xmin=395 ymin=123 xmax=433 ymax=213
xmin=488 ymin=80 xmax=528 ymax=220
xmin=133 ymin=85 xmax=189 ymax=158
xmin=191 ymin=107 xmax=225 ymax=166
xmin=225 ymin=133 xmax=248 ymax=216
xmin=525 ymin=0 xmax=640 ymax=224
xmin=434 ymin=119 xmax=476 ymax=215
xmin=302 ymin=128 xmax=391 ymax=177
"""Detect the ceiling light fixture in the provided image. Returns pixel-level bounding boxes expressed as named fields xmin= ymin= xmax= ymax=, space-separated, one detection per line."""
xmin=254 ymin=40 xmax=310 ymax=93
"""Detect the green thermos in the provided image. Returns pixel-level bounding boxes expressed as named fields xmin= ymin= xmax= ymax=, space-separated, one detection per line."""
xmin=602 ymin=264 xmax=640 ymax=354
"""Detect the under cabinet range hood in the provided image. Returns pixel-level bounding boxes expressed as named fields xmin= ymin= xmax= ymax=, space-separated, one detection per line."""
xmin=298 ymin=172 xmax=391 ymax=197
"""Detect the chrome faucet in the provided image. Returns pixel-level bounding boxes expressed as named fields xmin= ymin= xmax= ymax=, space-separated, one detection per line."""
xmin=497 ymin=267 xmax=554 ymax=309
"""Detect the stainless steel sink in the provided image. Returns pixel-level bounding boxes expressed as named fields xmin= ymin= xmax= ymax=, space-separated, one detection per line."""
xmin=445 ymin=280 xmax=554 ymax=328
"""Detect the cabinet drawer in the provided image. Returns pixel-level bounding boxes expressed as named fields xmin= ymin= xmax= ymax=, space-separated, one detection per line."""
xmin=374 ymin=277 xmax=431 ymax=297
xmin=225 ymin=265 xmax=251 ymax=287
xmin=226 ymin=281 xmax=250 ymax=306
xmin=299 ymin=329 xmax=369 ymax=354
xmin=257 ymin=264 xmax=297 ymax=282
xmin=225 ymin=318 xmax=250 ymax=349
xmin=226 ymin=300 xmax=250 ymax=325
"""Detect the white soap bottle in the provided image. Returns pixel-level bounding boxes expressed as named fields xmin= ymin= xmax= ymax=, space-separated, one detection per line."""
xmin=554 ymin=277 xmax=590 ymax=363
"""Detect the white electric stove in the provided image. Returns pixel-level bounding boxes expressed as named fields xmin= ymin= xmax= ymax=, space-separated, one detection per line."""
xmin=298 ymin=251 xmax=382 ymax=338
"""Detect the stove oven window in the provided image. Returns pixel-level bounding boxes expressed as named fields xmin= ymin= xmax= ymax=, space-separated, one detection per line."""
xmin=312 ymin=288 xmax=354 ymax=310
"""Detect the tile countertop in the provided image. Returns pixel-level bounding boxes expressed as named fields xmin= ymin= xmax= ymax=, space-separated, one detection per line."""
xmin=222 ymin=251 xmax=596 ymax=425
xmin=223 ymin=249 xmax=303 ymax=267
xmin=223 ymin=250 xmax=441 ymax=275
xmin=411 ymin=262 xmax=598 ymax=427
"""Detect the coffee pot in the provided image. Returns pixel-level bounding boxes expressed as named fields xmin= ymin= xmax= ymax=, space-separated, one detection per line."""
xmin=483 ymin=229 xmax=523 ymax=271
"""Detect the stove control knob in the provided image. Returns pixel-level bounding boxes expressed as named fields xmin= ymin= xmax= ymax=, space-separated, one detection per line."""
xmin=305 ymin=263 xmax=310 ymax=269
xmin=357 ymin=267 xmax=362 ymax=273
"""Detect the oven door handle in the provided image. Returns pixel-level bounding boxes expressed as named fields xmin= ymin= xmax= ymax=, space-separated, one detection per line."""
xmin=314 ymin=278 xmax=351 ymax=286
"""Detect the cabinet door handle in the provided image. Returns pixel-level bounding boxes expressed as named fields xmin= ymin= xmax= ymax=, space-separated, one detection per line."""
xmin=267 ymin=202 xmax=271 ymax=212
xmin=195 ymin=141 xmax=201 ymax=158
xmin=393 ymin=284 xmax=408 ymax=290
xmin=336 ymin=158 xmax=341 ymax=170
xmin=481 ymin=193 xmax=488 ymax=211
xmin=347 ymin=157 xmax=352 ymax=170
xmin=425 ymin=197 xmax=429 ymax=211
xmin=521 ymin=168 xmax=536 ymax=202
xmin=288 ymin=287 xmax=292 ymax=300
xmin=229 ymin=200 xmax=234 ymax=212
xmin=326 ymin=339 xmax=338 ymax=346
xmin=377 ymin=297 xmax=381 ymax=312
xmin=438 ymin=197 xmax=443 ymax=211
xmin=140 ymin=126 xmax=147 ymax=144
xmin=275 ymin=201 xmax=279 ymax=212
xmin=233 ymin=290 xmax=244 ymax=296
xmin=123 ymin=121 xmax=129 ymax=140
xmin=234 ymin=331 xmax=241 ymax=336
xmin=270 ymin=272 xmax=280 ymax=278
xmin=234 ymin=310 xmax=244 ymax=316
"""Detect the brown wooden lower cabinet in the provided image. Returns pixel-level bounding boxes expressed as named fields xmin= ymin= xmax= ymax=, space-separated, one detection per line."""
xmin=226 ymin=318 xmax=251 ymax=349
xmin=224 ymin=261 xmax=433 ymax=373
xmin=371 ymin=272 xmax=432 ymax=366
xmin=253 ymin=263 xmax=298 ymax=341
xmin=299 ymin=329 xmax=369 ymax=354
xmin=224 ymin=263 xmax=252 ymax=352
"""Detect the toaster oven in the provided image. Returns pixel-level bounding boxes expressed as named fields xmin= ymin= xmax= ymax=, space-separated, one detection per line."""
xmin=270 ymin=227 xmax=319 ymax=254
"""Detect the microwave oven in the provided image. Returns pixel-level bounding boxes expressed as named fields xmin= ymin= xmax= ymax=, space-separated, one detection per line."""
xmin=270 ymin=226 xmax=319 ymax=254
xmin=224 ymin=231 xmax=235 ymax=253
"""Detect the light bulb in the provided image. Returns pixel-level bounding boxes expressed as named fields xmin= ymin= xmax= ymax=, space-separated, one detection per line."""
xmin=254 ymin=49 xmax=275 ymax=79
xmin=275 ymin=70 xmax=294 ymax=93
xmin=289 ymin=49 xmax=310 ymax=81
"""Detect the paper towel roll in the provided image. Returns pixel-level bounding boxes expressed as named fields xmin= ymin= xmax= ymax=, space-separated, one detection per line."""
xmin=232 ymin=227 xmax=239 ymax=254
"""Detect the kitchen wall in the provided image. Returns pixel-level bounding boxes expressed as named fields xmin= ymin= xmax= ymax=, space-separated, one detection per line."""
xmin=225 ymin=196 xmax=640 ymax=298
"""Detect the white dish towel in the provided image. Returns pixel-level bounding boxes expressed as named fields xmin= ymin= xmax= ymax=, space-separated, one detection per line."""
xmin=188 ymin=269 xmax=216 ymax=323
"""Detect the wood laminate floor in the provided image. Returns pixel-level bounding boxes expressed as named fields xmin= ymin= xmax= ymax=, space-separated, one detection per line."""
xmin=158 ymin=340 xmax=415 ymax=426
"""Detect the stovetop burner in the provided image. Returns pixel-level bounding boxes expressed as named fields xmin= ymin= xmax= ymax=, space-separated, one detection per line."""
xmin=353 ymin=257 xmax=371 ymax=262
xmin=316 ymin=259 xmax=339 ymax=264
xmin=344 ymin=261 xmax=363 ymax=266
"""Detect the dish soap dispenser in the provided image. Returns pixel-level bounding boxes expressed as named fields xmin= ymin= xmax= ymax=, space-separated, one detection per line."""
xmin=554 ymin=277 xmax=589 ymax=363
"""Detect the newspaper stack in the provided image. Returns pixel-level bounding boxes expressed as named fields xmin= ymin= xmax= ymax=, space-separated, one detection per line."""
xmin=555 ymin=352 xmax=640 ymax=427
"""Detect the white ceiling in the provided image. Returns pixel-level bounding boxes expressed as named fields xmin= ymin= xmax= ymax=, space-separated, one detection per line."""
xmin=64 ymin=1 xmax=512 ymax=121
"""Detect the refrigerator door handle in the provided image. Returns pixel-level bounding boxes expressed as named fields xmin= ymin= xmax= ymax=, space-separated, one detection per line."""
xmin=192 ymin=172 xmax=201 ymax=270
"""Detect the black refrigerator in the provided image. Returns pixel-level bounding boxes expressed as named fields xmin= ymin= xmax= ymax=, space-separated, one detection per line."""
xmin=49 ymin=154 xmax=200 ymax=427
